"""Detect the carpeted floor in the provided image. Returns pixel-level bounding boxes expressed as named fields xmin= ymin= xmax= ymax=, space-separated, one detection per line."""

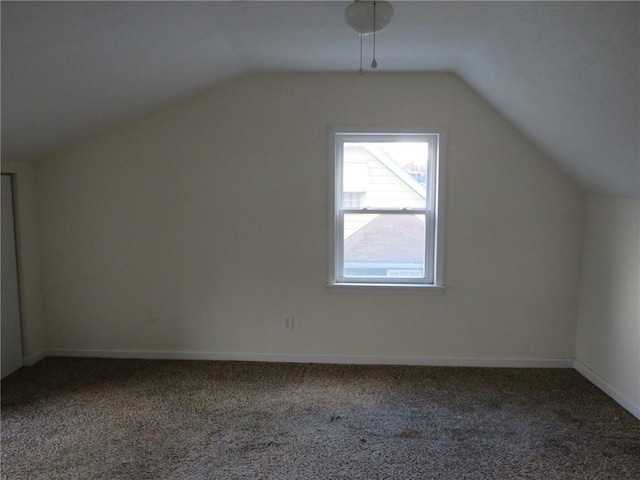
xmin=1 ymin=358 xmax=639 ymax=479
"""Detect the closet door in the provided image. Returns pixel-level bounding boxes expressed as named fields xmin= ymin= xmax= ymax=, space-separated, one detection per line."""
xmin=2 ymin=174 xmax=24 ymax=378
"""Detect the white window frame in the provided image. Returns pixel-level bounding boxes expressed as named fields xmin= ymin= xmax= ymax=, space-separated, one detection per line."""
xmin=327 ymin=126 xmax=446 ymax=294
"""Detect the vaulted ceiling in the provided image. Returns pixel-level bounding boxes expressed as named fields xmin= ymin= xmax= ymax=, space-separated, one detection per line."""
xmin=2 ymin=1 xmax=638 ymax=196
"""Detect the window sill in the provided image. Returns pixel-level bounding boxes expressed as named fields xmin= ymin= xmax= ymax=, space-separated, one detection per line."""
xmin=326 ymin=283 xmax=446 ymax=295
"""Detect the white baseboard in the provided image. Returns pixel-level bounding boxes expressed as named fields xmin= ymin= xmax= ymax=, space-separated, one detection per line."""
xmin=23 ymin=350 xmax=47 ymax=366
xmin=44 ymin=348 xmax=573 ymax=368
xmin=574 ymin=360 xmax=640 ymax=421
xmin=22 ymin=349 xmax=640 ymax=419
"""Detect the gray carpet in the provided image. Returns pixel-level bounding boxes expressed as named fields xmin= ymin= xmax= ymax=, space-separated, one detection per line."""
xmin=1 ymin=358 xmax=639 ymax=480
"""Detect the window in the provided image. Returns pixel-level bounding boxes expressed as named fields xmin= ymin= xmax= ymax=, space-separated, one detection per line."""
xmin=328 ymin=127 xmax=445 ymax=291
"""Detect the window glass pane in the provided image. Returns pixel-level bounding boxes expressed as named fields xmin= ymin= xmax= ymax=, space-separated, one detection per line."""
xmin=343 ymin=142 xmax=429 ymax=209
xmin=343 ymin=213 xmax=426 ymax=279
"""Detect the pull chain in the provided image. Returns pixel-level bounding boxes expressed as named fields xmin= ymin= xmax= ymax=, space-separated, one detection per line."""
xmin=359 ymin=34 xmax=363 ymax=75
xmin=371 ymin=1 xmax=378 ymax=69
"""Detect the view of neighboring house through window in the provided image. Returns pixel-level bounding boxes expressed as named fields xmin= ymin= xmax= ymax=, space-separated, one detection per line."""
xmin=329 ymin=128 xmax=444 ymax=288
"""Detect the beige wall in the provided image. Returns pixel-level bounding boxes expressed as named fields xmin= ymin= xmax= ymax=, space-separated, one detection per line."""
xmin=35 ymin=73 xmax=584 ymax=362
xmin=1 ymin=161 xmax=45 ymax=361
xmin=576 ymin=195 xmax=640 ymax=413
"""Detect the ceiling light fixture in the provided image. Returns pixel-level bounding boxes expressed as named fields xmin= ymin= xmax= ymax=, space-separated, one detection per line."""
xmin=345 ymin=0 xmax=393 ymax=74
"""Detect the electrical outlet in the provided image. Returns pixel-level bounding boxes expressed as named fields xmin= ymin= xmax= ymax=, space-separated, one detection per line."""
xmin=282 ymin=315 xmax=294 ymax=331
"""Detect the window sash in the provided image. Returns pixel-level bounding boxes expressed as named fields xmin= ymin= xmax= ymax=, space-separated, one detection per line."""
xmin=335 ymin=210 xmax=436 ymax=284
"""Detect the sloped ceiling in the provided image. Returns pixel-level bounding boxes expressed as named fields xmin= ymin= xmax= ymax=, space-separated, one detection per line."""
xmin=2 ymin=1 xmax=638 ymax=196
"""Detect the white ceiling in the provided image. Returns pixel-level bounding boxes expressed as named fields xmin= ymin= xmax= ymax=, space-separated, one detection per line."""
xmin=2 ymin=1 xmax=638 ymax=196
